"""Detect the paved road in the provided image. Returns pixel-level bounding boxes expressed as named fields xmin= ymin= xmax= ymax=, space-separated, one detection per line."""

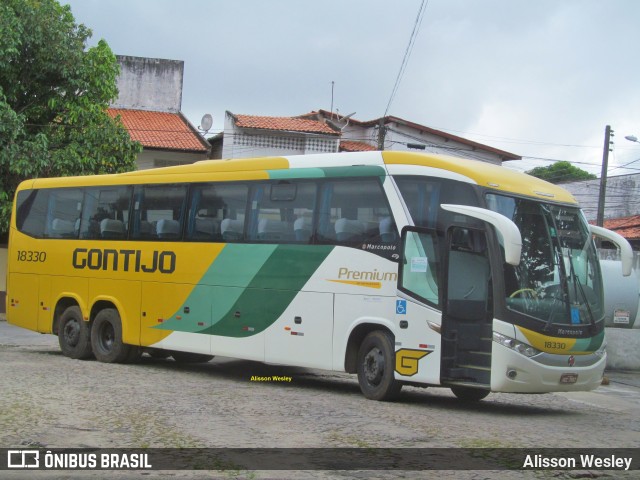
xmin=1 ymin=318 xmax=639 ymax=479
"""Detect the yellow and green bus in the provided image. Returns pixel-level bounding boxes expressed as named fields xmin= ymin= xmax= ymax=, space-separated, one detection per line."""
xmin=6 ymin=151 xmax=633 ymax=401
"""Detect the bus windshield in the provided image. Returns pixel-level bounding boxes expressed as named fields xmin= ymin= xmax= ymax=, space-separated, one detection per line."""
xmin=486 ymin=193 xmax=604 ymax=328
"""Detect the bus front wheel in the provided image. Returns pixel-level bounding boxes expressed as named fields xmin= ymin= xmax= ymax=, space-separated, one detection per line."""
xmin=58 ymin=306 xmax=93 ymax=360
xmin=450 ymin=386 xmax=489 ymax=402
xmin=356 ymin=330 xmax=402 ymax=401
xmin=91 ymin=308 xmax=134 ymax=363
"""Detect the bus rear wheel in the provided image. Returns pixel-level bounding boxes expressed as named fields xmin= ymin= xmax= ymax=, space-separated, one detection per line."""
xmin=91 ymin=308 xmax=134 ymax=363
xmin=357 ymin=330 xmax=402 ymax=401
xmin=58 ymin=306 xmax=93 ymax=360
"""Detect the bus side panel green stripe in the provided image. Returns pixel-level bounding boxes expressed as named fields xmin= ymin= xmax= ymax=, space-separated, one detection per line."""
xmin=199 ymin=244 xmax=333 ymax=337
xmin=155 ymin=244 xmax=277 ymax=332
xmin=267 ymin=168 xmax=326 ymax=179
xmin=575 ymin=330 xmax=604 ymax=352
xmin=266 ymin=166 xmax=386 ymax=180
xmin=320 ymin=166 xmax=386 ymax=178
xmin=203 ymin=244 xmax=277 ymax=289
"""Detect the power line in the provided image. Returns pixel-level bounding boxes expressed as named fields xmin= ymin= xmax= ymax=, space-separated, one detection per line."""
xmin=383 ymin=0 xmax=429 ymax=117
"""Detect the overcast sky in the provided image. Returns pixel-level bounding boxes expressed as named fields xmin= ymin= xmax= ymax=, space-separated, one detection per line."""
xmin=60 ymin=0 xmax=640 ymax=175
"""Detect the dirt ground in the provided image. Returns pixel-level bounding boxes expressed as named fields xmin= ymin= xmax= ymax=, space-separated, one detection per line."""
xmin=1 ymin=318 xmax=639 ymax=479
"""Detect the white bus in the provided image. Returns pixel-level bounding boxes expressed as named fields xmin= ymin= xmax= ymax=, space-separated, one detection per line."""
xmin=7 ymin=151 xmax=633 ymax=401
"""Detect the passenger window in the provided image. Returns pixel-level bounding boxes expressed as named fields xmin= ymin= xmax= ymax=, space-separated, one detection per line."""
xmin=132 ymin=184 xmax=187 ymax=241
xmin=317 ymin=178 xmax=395 ymax=246
xmin=80 ymin=187 xmax=131 ymax=239
xmin=44 ymin=188 xmax=83 ymax=239
xmin=186 ymin=183 xmax=249 ymax=242
xmin=247 ymin=182 xmax=316 ymax=243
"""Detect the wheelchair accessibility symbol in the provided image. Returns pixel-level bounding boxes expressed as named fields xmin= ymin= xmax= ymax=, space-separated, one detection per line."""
xmin=396 ymin=299 xmax=407 ymax=315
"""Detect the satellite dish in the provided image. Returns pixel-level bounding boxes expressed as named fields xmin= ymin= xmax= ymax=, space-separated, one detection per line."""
xmin=200 ymin=114 xmax=213 ymax=133
xmin=327 ymin=112 xmax=356 ymax=131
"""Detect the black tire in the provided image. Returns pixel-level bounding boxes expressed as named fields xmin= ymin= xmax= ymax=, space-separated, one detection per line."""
xmin=171 ymin=351 xmax=214 ymax=363
xmin=125 ymin=346 xmax=143 ymax=364
xmin=451 ymin=386 xmax=490 ymax=402
xmin=356 ymin=330 xmax=402 ymax=401
xmin=58 ymin=306 xmax=93 ymax=360
xmin=91 ymin=308 xmax=133 ymax=363
xmin=147 ymin=348 xmax=171 ymax=360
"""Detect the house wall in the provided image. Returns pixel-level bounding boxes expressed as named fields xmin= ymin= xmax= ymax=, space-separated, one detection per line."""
xmin=386 ymin=123 xmax=503 ymax=164
xmin=112 ymin=55 xmax=184 ymax=113
xmin=341 ymin=122 xmax=504 ymax=164
xmin=606 ymin=328 xmax=640 ymax=369
xmin=135 ymin=150 xmax=210 ymax=170
xmin=221 ymin=115 xmax=339 ymax=159
xmin=562 ymin=173 xmax=640 ymax=221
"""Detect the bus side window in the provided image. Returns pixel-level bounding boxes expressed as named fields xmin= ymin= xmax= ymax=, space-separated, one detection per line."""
xmin=80 ymin=186 xmax=131 ymax=240
xmin=394 ymin=177 xmax=441 ymax=229
xmin=317 ymin=178 xmax=396 ymax=247
xmin=132 ymin=184 xmax=187 ymax=241
xmin=394 ymin=176 xmax=478 ymax=230
xmin=45 ymin=188 xmax=83 ymax=239
xmin=186 ymin=183 xmax=249 ymax=243
xmin=247 ymin=182 xmax=316 ymax=244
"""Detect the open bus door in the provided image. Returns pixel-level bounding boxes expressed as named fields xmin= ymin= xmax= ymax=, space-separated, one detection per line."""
xmin=399 ymin=205 xmax=522 ymax=400
xmin=440 ymin=227 xmax=493 ymax=389
xmin=439 ymin=205 xmax=522 ymax=399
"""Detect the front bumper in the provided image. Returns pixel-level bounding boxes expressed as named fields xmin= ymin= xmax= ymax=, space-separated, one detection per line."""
xmin=490 ymin=341 xmax=606 ymax=393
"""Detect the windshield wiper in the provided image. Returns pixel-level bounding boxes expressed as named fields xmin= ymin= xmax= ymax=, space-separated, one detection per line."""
xmin=541 ymin=205 xmax=572 ymax=333
xmin=566 ymin=246 xmax=597 ymax=333
xmin=546 ymin=206 xmax=596 ymax=332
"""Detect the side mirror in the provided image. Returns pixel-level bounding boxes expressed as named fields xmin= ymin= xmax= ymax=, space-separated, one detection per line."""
xmin=441 ymin=204 xmax=522 ymax=266
xmin=589 ymin=225 xmax=634 ymax=276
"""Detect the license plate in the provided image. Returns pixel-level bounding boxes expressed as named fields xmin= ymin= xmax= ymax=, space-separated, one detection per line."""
xmin=560 ymin=373 xmax=578 ymax=384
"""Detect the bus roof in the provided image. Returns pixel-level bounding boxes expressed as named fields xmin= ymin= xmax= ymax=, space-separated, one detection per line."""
xmin=382 ymin=151 xmax=577 ymax=205
xmin=20 ymin=151 xmax=577 ymax=205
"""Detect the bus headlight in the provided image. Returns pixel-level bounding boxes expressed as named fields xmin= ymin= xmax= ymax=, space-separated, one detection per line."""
xmin=493 ymin=332 xmax=541 ymax=358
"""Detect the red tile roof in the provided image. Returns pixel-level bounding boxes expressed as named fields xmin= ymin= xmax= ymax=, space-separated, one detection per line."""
xmin=340 ymin=140 xmax=377 ymax=152
xmin=231 ymin=112 xmax=339 ymax=136
xmin=108 ymin=109 xmax=209 ymax=153
xmin=603 ymin=215 xmax=640 ymax=240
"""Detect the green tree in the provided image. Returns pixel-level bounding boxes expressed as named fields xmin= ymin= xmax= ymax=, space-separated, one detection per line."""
xmin=526 ymin=161 xmax=596 ymax=184
xmin=0 ymin=0 xmax=141 ymax=240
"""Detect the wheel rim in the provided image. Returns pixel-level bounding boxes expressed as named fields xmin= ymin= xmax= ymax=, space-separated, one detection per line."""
xmin=98 ymin=322 xmax=115 ymax=352
xmin=363 ymin=347 xmax=385 ymax=386
xmin=63 ymin=319 xmax=80 ymax=347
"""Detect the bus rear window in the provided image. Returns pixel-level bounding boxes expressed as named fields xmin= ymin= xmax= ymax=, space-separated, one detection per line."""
xmin=16 ymin=188 xmax=83 ymax=239
xmin=16 ymin=189 xmax=49 ymax=238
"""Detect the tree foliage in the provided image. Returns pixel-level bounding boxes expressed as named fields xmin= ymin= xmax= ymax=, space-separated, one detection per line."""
xmin=526 ymin=161 xmax=596 ymax=184
xmin=0 ymin=0 xmax=141 ymax=239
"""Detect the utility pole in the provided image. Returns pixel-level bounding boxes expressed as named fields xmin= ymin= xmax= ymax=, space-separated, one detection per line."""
xmin=596 ymin=125 xmax=614 ymax=227
xmin=377 ymin=117 xmax=386 ymax=151
xmin=330 ymin=81 xmax=334 ymax=118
